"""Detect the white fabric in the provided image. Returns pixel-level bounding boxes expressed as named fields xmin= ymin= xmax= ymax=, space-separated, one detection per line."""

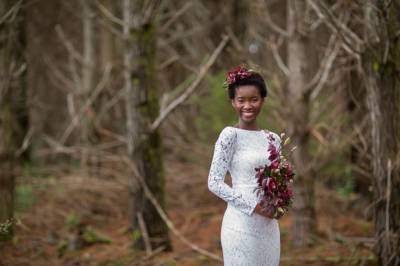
xmin=208 ymin=126 xmax=281 ymax=266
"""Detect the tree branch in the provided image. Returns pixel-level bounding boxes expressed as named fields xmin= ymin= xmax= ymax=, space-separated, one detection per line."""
xmin=149 ymin=34 xmax=230 ymax=132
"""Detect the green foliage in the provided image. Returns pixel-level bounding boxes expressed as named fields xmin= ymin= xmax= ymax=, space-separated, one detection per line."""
xmin=15 ymin=184 xmax=35 ymax=213
xmin=337 ymin=177 xmax=356 ymax=198
xmin=197 ymin=254 xmax=211 ymax=265
xmin=64 ymin=211 xmax=81 ymax=231
xmin=0 ymin=218 xmax=14 ymax=241
xmin=192 ymin=71 xmax=235 ymax=141
xmin=131 ymin=229 xmax=141 ymax=243
xmin=82 ymin=226 xmax=112 ymax=244
xmin=56 ymin=239 xmax=68 ymax=257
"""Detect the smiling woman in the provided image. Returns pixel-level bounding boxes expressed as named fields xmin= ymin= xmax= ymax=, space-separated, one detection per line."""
xmin=231 ymin=85 xmax=264 ymax=127
xmin=207 ymin=65 xmax=282 ymax=265
xmin=227 ymin=66 xmax=268 ymax=131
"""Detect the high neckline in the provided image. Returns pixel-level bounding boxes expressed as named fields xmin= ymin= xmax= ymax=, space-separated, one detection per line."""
xmin=229 ymin=126 xmax=264 ymax=132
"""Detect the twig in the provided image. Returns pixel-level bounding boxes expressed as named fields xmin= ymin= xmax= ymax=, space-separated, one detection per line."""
xmin=310 ymin=37 xmax=341 ymax=100
xmin=307 ymin=0 xmax=363 ymax=55
xmin=94 ymin=86 xmax=126 ymax=127
xmin=0 ymin=0 xmax=23 ymax=25
xmin=142 ymin=245 xmax=166 ymax=261
xmin=226 ymin=26 xmax=245 ymax=52
xmin=159 ymin=1 xmax=192 ymax=33
xmin=55 ymin=25 xmax=84 ymax=63
xmin=42 ymin=53 xmax=77 ymax=92
xmin=15 ymin=128 xmax=33 ymax=156
xmin=95 ymin=0 xmax=125 ymax=27
xmin=59 ymin=64 xmax=112 ymax=144
xmin=268 ymin=36 xmax=290 ymax=77
xmin=137 ymin=211 xmax=152 ymax=255
xmin=261 ymin=1 xmax=290 ymax=37
xmin=385 ymin=159 xmax=391 ymax=250
xmin=142 ymin=0 xmax=161 ymax=26
xmin=127 ymin=160 xmax=222 ymax=262
xmin=149 ymin=34 xmax=229 ymax=132
xmin=305 ymin=29 xmax=338 ymax=93
xmin=157 ymin=55 xmax=180 ymax=70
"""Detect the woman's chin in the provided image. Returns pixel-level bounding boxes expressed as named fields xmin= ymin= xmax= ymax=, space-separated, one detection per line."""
xmin=240 ymin=116 xmax=256 ymax=123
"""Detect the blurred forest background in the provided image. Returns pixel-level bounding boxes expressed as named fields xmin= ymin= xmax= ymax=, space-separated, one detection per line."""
xmin=1 ymin=0 xmax=399 ymax=265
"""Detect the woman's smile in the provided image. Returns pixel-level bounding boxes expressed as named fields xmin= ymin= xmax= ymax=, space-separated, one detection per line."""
xmin=242 ymin=110 xmax=255 ymax=119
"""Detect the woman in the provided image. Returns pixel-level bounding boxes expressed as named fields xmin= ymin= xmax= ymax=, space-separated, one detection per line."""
xmin=207 ymin=65 xmax=282 ymax=265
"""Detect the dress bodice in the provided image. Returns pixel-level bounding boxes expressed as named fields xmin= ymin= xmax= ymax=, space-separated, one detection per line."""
xmin=208 ymin=126 xmax=281 ymax=216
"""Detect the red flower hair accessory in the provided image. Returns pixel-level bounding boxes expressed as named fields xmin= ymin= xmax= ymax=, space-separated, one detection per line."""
xmin=224 ymin=65 xmax=254 ymax=89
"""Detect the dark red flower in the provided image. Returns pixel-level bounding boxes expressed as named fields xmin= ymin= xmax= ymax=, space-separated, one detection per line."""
xmin=268 ymin=144 xmax=279 ymax=161
xmin=266 ymin=177 xmax=277 ymax=192
xmin=284 ymin=163 xmax=294 ymax=181
xmin=274 ymin=198 xmax=283 ymax=207
xmin=268 ymin=134 xmax=276 ymax=142
xmin=255 ymin=167 xmax=265 ymax=186
xmin=270 ymin=160 xmax=280 ymax=170
xmin=225 ymin=65 xmax=253 ymax=87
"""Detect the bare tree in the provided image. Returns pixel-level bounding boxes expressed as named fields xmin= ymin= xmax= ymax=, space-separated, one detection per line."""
xmin=362 ymin=1 xmax=400 ymax=264
xmin=123 ymin=0 xmax=170 ymax=251
xmin=285 ymin=1 xmax=318 ymax=246
xmin=0 ymin=0 xmax=26 ymax=241
xmin=249 ymin=0 xmax=351 ymax=246
xmin=79 ymin=0 xmax=96 ymax=173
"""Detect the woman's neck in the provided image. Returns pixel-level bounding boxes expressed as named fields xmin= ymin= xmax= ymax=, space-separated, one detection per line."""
xmin=234 ymin=121 xmax=259 ymax=131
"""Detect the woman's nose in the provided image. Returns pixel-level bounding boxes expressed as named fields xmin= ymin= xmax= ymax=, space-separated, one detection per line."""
xmin=244 ymin=101 xmax=252 ymax=108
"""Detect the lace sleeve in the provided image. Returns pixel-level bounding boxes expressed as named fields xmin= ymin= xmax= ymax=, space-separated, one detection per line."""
xmin=207 ymin=127 xmax=258 ymax=216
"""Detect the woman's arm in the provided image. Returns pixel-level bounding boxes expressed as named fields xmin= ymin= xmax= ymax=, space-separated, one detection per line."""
xmin=207 ymin=127 xmax=258 ymax=216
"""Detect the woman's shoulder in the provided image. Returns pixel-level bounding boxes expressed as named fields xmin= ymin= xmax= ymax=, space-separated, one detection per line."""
xmin=263 ymin=129 xmax=281 ymax=140
xmin=219 ymin=126 xmax=237 ymax=137
xmin=215 ymin=126 xmax=237 ymax=143
xmin=263 ymin=129 xmax=282 ymax=151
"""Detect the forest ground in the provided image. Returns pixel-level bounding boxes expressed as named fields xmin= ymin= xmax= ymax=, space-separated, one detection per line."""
xmin=1 ymin=143 xmax=376 ymax=266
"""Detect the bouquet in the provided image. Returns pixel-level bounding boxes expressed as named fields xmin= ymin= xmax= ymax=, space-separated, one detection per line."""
xmin=254 ymin=133 xmax=296 ymax=219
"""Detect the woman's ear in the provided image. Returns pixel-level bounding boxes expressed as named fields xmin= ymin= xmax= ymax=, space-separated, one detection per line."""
xmin=231 ymin=99 xmax=235 ymax=108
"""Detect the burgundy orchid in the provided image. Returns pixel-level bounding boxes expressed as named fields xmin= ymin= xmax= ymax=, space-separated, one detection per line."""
xmin=270 ymin=160 xmax=280 ymax=170
xmin=268 ymin=145 xmax=279 ymax=161
xmin=267 ymin=177 xmax=277 ymax=192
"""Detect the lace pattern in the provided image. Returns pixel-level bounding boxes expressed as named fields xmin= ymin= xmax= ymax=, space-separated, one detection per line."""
xmin=207 ymin=126 xmax=282 ymax=266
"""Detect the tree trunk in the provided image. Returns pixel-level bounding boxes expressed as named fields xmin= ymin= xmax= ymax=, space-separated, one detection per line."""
xmin=80 ymin=0 xmax=96 ymax=175
xmin=286 ymin=0 xmax=317 ymax=247
xmin=0 ymin=0 xmax=26 ymax=241
xmin=346 ymin=64 xmax=371 ymax=197
xmin=363 ymin=1 xmax=400 ymax=264
xmin=123 ymin=0 xmax=171 ymax=251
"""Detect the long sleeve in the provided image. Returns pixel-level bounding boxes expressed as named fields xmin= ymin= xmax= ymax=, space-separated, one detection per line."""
xmin=207 ymin=127 xmax=258 ymax=216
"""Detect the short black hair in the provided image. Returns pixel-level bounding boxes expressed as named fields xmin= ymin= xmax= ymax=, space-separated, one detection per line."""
xmin=227 ymin=72 xmax=268 ymax=99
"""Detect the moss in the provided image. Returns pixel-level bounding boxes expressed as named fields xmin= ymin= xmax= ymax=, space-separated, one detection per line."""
xmin=128 ymin=18 xmax=170 ymax=250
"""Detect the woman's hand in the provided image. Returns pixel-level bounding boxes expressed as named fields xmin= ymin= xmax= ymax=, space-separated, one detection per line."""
xmin=254 ymin=203 xmax=284 ymax=219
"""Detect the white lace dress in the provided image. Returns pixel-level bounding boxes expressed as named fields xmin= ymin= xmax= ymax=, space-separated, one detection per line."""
xmin=208 ymin=126 xmax=282 ymax=266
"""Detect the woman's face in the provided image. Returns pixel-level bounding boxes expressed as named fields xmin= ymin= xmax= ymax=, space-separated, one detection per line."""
xmin=231 ymin=85 xmax=264 ymax=124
